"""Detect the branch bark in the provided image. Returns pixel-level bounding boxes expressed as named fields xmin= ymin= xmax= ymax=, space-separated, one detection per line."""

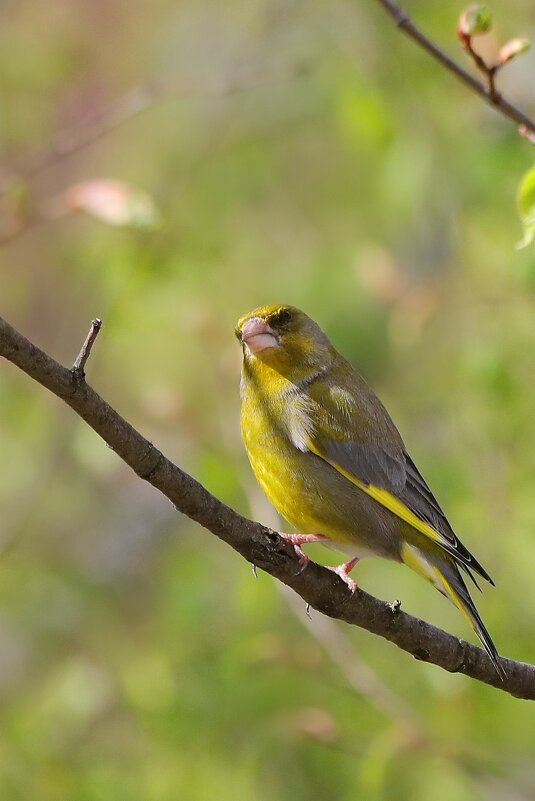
xmin=375 ymin=0 xmax=535 ymax=137
xmin=1 ymin=314 xmax=534 ymax=700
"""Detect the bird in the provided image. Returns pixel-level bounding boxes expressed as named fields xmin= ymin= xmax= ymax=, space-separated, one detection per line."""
xmin=236 ymin=303 xmax=504 ymax=678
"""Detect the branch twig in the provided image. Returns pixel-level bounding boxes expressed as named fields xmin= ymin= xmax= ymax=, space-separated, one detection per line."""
xmin=72 ymin=318 xmax=102 ymax=377
xmin=0 ymin=63 xmax=310 ymax=200
xmin=246 ymin=485 xmax=424 ymax=728
xmin=0 ymin=63 xmax=310 ymax=248
xmin=280 ymin=584 xmax=424 ymax=732
xmin=375 ymin=0 xmax=535 ymax=137
xmin=464 ymin=40 xmax=498 ymax=101
xmin=0 ymin=85 xmax=160 ymax=197
xmin=1 ymin=314 xmax=534 ymax=699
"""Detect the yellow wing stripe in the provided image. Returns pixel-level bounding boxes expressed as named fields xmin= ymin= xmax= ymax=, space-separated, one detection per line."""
xmin=308 ymin=443 xmax=448 ymax=548
xmin=433 ymin=570 xmax=475 ymax=630
xmin=400 ymin=543 xmax=474 ymax=630
xmin=359 ymin=483 xmax=445 ymax=544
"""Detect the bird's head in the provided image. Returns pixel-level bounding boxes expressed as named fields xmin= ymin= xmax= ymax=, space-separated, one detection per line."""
xmin=235 ymin=304 xmax=334 ymax=380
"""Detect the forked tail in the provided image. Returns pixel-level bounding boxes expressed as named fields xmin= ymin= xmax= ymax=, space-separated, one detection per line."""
xmin=401 ymin=542 xmax=505 ymax=679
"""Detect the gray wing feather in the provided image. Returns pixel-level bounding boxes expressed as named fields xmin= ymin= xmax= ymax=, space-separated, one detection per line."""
xmin=315 ymin=438 xmax=406 ymax=490
xmin=400 ymin=454 xmax=493 ymax=585
xmin=313 ymin=438 xmax=493 ymax=585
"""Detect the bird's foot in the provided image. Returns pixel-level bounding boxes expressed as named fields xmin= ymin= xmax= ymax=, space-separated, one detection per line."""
xmin=327 ymin=557 xmax=359 ymax=593
xmin=279 ymin=533 xmax=328 ymax=546
xmin=278 ymin=533 xmax=328 ymax=573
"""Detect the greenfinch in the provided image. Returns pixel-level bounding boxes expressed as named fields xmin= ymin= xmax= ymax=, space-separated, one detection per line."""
xmin=236 ymin=304 xmax=504 ymax=677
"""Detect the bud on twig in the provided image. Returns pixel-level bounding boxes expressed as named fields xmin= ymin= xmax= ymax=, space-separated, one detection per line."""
xmin=457 ymin=4 xmax=492 ymax=48
xmin=498 ymin=38 xmax=531 ymax=67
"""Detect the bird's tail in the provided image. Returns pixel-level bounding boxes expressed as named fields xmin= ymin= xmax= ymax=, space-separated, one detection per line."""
xmin=401 ymin=541 xmax=505 ymax=679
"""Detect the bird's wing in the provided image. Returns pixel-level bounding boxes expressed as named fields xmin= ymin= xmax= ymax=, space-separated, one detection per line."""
xmin=302 ymin=376 xmax=492 ymax=583
xmin=399 ymin=453 xmax=492 ymax=584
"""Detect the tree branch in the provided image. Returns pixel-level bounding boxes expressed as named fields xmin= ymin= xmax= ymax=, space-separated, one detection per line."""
xmin=375 ymin=0 xmax=535 ymax=137
xmin=1 ymin=313 xmax=534 ymax=700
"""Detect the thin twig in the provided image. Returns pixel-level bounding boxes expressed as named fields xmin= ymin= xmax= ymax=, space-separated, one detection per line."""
xmin=246 ymin=485 xmax=421 ymax=728
xmin=280 ymin=584 xmax=425 ymax=734
xmin=375 ymin=0 xmax=535 ymax=137
xmin=464 ymin=41 xmax=499 ymax=101
xmin=0 ymin=63 xmax=311 ymax=248
xmin=71 ymin=318 xmax=102 ymax=377
xmin=0 ymin=63 xmax=310 ymax=198
xmin=0 ymin=85 xmax=160 ymax=196
xmin=1 ymin=313 xmax=534 ymax=698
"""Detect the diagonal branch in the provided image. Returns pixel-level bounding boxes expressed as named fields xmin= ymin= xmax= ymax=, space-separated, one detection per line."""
xmin=375 ymin=0 xmax=535 ymax=137
xmin=0 ymin=313 xmax=534 ymax=700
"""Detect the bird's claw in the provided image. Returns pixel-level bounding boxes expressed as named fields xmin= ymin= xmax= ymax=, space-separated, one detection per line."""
xmin=294 ymin=545 xmax=309 ymax=573
xmin=277 ymin=532 xmax=327 ymax=574
xmin=327 ymin=557 xmax=359 ymax=593
xmin=277 ymin=534 xmax=359 ymax=590
xmin=278 ymin=532 xmax=327 ymax=547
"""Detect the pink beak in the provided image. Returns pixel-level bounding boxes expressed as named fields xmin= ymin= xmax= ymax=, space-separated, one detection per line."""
xmin=241 ymin=317 xmax=278 ymax=354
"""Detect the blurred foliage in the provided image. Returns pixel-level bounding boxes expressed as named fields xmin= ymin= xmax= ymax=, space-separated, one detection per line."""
xmin=1 ymin=0 xmax=535 ymax=799
xmin=517 ymin=164 xmax=535 ymax=248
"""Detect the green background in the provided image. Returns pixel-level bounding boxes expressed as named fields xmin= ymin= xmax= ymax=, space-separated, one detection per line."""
xmin=1 ymin=1 xmax=535 ymax=798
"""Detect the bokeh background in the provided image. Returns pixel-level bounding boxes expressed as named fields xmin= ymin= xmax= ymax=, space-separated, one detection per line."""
xmin=1 ymin=1 xmax=535 ymax=798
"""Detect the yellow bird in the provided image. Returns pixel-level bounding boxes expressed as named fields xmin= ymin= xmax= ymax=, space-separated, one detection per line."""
xmin=236 ymin=303 xmax=504 ymax=677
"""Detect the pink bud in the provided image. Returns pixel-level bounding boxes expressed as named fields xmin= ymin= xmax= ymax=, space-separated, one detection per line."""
xmin=498 ymin=38 xmax=530 ymax=66
xmin=457 ymin=4 xmax=492 ymax=45
xmin=63 ymin=179 xmax=161 ymax=230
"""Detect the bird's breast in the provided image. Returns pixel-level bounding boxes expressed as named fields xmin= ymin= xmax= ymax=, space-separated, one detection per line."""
xmin=240 ymin=380 xmax=399 ymax=557
xmin=241 ymin=383 xmax=316 ymax=526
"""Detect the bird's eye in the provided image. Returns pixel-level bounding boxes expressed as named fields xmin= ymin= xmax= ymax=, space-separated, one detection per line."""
xmin=272 ymin=308 xmax=292 ymax=326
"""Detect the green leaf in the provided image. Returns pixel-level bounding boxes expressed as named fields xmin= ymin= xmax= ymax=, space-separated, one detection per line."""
xmin=516 ymin=166 xmax=535 ymax=249
xmin=458 ymin=4 xmax=493 ymax=37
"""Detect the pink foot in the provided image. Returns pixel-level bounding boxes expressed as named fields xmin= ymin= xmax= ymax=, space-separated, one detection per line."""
xmin=327 ymin=557 xmax=360 ymax=593
xmin=278 ymin=533 xmax=328 ymax=572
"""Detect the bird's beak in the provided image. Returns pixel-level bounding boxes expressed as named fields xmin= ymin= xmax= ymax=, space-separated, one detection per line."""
xmin=241 ymin=317 xmax=278 ymax=354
